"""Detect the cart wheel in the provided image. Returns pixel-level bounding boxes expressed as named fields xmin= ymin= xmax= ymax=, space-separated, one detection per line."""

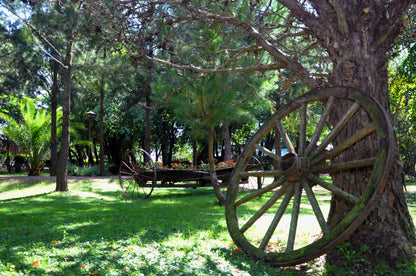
xmin=119 ymin=148 xmax=157 ymax=199
xmin=226 ymin=87 xmax=394 ymax=266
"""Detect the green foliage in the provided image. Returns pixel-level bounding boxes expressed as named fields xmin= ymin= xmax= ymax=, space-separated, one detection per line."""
xmin=389 ymin=43 xmax=416 ymax=175
xmin=154 ymin=72 xmax=266 ymax=142
xmin=324 ymin=242 xmax=415 ymax=276
xmin=0 ymin=97 xmax=61 ymax=176
xmin=67 ymin=163 xmax=103 ymax=176
xmin=0 ymin=20 xmax=44 ymax=97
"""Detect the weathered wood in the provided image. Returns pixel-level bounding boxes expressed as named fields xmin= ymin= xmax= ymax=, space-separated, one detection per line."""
xmin=310 ymin=158 xmax=376 ymax=174
xmin=309 ymin=102 xmax=361 ymax=160
xmin=287 ymin=182 xmax=302 ymax=251
xmin=304 ymin=96 xmax=335 ymax=156
xmin=302 ymin=179 xmax=329 ymax=234
xmin=240 ymin=182 xmax=290 ymax=233
xmin=235 ymin=177 xmax=286 ymax=206
xmin=311 ymin=123 xmax=376 ymax=165
xmin=253 ymin=144 xmax=281 ymax=162
xmin=276 ymin=120 xmax=296 ymax=154
xmin=307 ymin=173 xmax=359 ymax=204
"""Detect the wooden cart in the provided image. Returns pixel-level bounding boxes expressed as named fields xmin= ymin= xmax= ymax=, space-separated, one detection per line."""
xmin=119 ymin=149 xmax=264 ymax=199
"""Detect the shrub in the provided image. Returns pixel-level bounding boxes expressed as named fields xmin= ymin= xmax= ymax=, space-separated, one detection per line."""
xmin=67 ymin=163 xmax=103 ymax=176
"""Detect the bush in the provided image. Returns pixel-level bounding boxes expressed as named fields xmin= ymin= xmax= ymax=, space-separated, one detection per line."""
xmin=108 ymin=164 xmax=119 ymax=175
xmin=0 ymin=154 xmax=28 ymax=173
xmin=67 ymin=163 xmax=103 ymax=176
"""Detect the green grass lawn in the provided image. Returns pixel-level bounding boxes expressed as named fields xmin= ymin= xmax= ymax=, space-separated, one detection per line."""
xmin=0 ymin=177 xmax=415 ymax=275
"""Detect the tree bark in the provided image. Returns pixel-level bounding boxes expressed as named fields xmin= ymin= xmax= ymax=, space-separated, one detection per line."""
xmin=208 ymin=126 xmax=226 ymax=205
xmin=222 ymin=124 xmax=232 ymax=161
xmin=144 ymin=96 xmax=151 ymax=163
xmin=99 ymin=84 xmax=105 ymax=176
xmin=308 ymin=3 xmax=416 ymax=267
xmin=56 ymin=41 xmax=72 ymax=192
xmin=50 ymin=61 xmax=59 ymax=176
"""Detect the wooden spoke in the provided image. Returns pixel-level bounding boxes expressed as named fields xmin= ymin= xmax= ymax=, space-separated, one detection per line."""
xmin=276 ymin=119 xmax=296 ymax=154
xmin=259 ymin=184 xmax=295 ymax=251
xmin=310 ymin=102 xmax=361 ymax=159
xmin=310 ymin=158 xmax=376 ymax=174
xmin=239 ymin=170 xmax=285 ymax=178
xmin=119 ymin=148 xmax=156 ymax=199
xmin=302 ymin=180 xmax=329 ymax=234
xmin=253 ymin=144 xmax=281 ymax=162
xmin=298 ymin=103 xmax=307 ymax=155
xmin=286 ymin=182 xmax=302 ymax=251
xmin=305 ymin=96 xmax=335 ymax=156
xmin=120 ymin=169 xmax=135 ymax=176
xmin=306 ymin=173 xmax=359 ymax=204
xmin=125 ymin=179 xmax=135 ymax=193
xmin=120 ymin=161 xmax=135 ymax=174
xmin=240 ymin=182 xmax=290 ymax=233
xmin=235 ymin=177 xmax=286 ymax=207
xmin=312 ymin=123 xmax=376 ymax=165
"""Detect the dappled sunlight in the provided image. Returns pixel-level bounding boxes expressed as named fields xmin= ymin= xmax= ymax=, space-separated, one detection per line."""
xmin=1 ymin=179 xmax=288 ymax=275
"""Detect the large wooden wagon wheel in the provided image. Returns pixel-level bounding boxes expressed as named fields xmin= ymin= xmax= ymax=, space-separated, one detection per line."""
xmin=119 ymin=148 xmax=157 ymax=199
xmin=225 ymin=87 xmax=394 ymax=266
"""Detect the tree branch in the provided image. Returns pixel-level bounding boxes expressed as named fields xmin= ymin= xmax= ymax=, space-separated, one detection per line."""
xmin=177 ymin=3 xmax=319 ymax=87
xmin=328 ymin=0 xmax=349 ymax=34
xmin=143 ymin=55 xmax=284 ymax=74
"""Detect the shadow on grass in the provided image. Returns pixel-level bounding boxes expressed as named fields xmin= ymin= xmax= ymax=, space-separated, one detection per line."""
xmin=1 ymin=187 xmax=295 ymax=275
xmin=0 ymin=177 xmax=328 ymax=275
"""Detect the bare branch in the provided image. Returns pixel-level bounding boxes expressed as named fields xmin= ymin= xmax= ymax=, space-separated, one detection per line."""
xmin=144 ymin=55 xmax=284 ymax=74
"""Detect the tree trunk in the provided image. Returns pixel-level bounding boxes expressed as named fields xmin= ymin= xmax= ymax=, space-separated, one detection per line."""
xmin=274 ymin=95 xmax=281 ymax=171
xmin=192 ymin=139 xmax=197 ymax=167
xmin=168 ymin=125 xmax=175 ymax=165
xmin=99 ymin=85 xmax=105 ymax=176
xmin=222 ymin=124 xmax=232 ymax=161
xmin=208 ymin=126 xmax=226 ymax=205
xmin=319 ymin=11 xmax=416 ymax=267
xmin=144 ymin=96 xmax=151 ymax=163
xmin=56 ymin=42 xmax=72 ymax=192
xmin=50 ymin=61 xmax=59 ymax=176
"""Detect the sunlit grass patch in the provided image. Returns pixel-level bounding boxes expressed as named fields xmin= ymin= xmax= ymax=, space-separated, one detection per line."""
xmin=0 ymin=180 xmax=55 ymax=200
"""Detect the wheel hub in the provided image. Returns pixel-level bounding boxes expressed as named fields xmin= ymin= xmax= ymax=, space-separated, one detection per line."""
xmin=282 ymin=153 xmax=310 ymax=183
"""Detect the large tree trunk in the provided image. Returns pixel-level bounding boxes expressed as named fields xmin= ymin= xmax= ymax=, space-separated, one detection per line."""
xmin=56 ymin=42 xmax=72 ymax=192
xmin=318 ymin=6 xmax=416 ymax=268
xmin=50 ymin=61 xmax=59 ymax=176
